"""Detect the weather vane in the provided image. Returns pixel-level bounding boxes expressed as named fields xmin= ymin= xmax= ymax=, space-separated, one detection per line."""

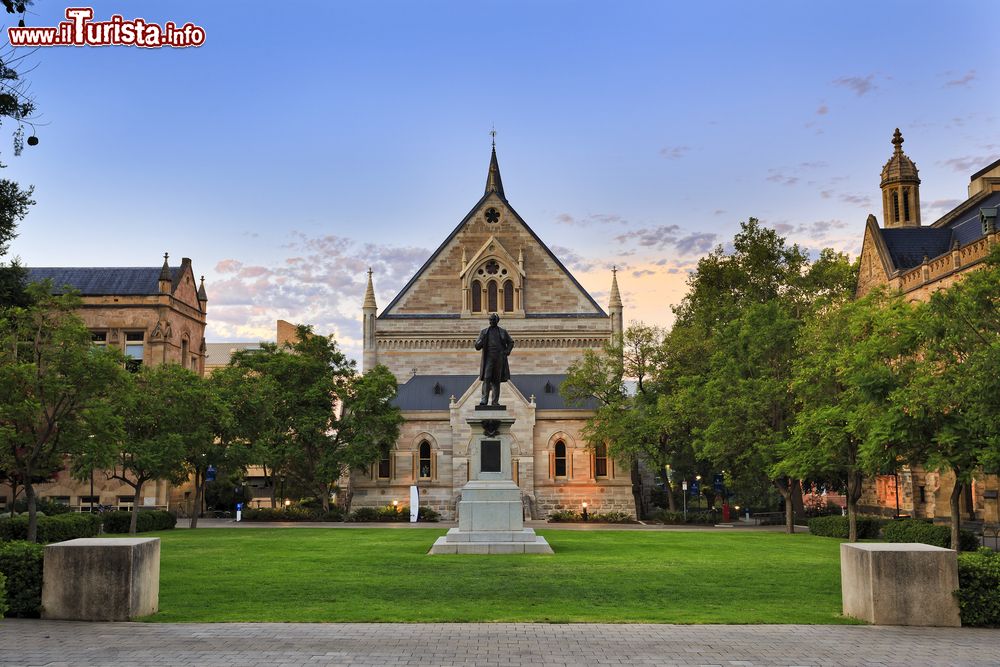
xmin=490 ymin=124 xmax=496 ymax=147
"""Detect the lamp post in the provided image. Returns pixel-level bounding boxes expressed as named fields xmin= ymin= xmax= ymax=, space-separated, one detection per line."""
xmin=582 ymin=502 xmax=589 ymax=522
xmin=695 ymin=475 xmax=702 ymax=511
xmin=682 ymin=481 xmax=688 ymax=521
xmin=392 ymin=499 xmax=399 ymax=513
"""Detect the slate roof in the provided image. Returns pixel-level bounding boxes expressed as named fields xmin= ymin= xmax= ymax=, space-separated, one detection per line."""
xmin=27 ymin=267 xmax=186 ymax=296
xmin=392 ymin=374 xmax=599 ymax=411
xmin=880 ymin=228 xmax=953 ymax=270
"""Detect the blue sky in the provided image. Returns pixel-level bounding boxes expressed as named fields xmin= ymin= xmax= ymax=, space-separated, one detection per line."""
xmin=4 ymin=1 xmax=998 ymax=360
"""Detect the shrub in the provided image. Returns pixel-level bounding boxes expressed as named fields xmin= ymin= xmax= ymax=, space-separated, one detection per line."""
xmin=547 ymin=510 xmax=580 ymax=522
xmin=12 ymin=498 xmax=73 ymax=515
xmin=590 ymin=511 xmax=638 ymax=524
xmin=0 ymin=571 xmax=7 ymax=618
xmin=417 ymin=507 xmax=441 ymax=522
xmin=883 ymin=519 xmax=979 ymax=551
xmin=0 ymin=513 xmax=102 ymax=543
xmin=241 ymin=507 xmax=313 ymax=522
xmin=649 ymin=509 xmax=715 ymax=525
xmin=0 ymin=541 xmax=44 ymax=617
xmin=807 ymin=515 xmax=883 ymax=539
xmin=102 ymin=510 xmax=176 ymax=534
xmin=957 ymin=548 xmax=1000 ymax=627
xmin=348 ymin=507 xmax=380 ymax=522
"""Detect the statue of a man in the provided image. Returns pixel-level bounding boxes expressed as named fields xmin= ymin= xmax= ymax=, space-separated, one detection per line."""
xmin=475 ymin=313 xmax=514 ymax=406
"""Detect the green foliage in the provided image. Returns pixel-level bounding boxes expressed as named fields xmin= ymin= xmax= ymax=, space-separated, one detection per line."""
xmin=957 ymin=548 xmax=1000 ymax=627
xmin=11 ymin=497 xmax=71 ymax=515
xmin=0 ymin=570 xmax=7 ymax=617
xmin=0 ymin=179 xmax=35 ymax=308
xmin=0 ymin=540 xmax=43 ymax=616
xmin=0 ymin=512 xmax=100 ymax=542
xmin=882 ymin=519 xmax=979 ymax=552
xmin=546 ymin=510 xmax=636 ymax=523
xmin=807 ymin=515 xmax=883 ymax=539
xmin=648 ymin=509 xmax=716 ymax=525
xmin=546 ymin=510 xmax=580 ymax=522
xmin=346 ymin=505 xmax=432 ymax=522
xmin=240 ymin=507 xmax=346 ymax=522
xmin=101 ymin=510 xmax=176 ymax=534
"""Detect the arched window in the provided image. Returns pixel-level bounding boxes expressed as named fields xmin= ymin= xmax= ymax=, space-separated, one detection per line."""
xmin=471 ymin=280 xmax=482 ymax=312
xmin=903 ymin=188 xmax=911 ymax=222
xmin=418 ymin=441 xmax=432 ymax=479
xmin=377 ymin=451 xmax=391 ymax=479
xmin=594 ymin=443 xmax=608 ymax=477
xmin=181 ymin=337 xmax=189 ymax=369
xmin=503 ymin=280 xmax=514 ymax=312
xmin=487 ymin=280 xmax=498 ymax=312
xmin=554 ymin=441 xmax=567 ymax=477
xmin=892 ymin=190 xmax=900 ymax=223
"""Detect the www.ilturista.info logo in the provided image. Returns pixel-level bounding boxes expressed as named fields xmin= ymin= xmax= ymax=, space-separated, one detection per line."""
xmin=8 ymin=7 xmax=205 ymax=48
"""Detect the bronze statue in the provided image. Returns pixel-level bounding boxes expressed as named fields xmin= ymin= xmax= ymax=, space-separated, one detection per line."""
xmin=475 ymin=313 xmax=514 ymax=406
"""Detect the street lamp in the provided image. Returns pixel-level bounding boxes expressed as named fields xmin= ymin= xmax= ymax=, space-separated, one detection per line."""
xmin=392 ymin=500 xmax=399 ymax=513
xmin=581 ymin=502 xmax=589 ymax=522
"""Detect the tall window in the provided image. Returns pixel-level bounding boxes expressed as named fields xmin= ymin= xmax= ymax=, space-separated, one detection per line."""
xmin=487 ymin=281 xmax=498 ymax=312
xmin=554 ymin=441 xmax=567 ymax=477
xmin=503 ymin=280 xmax=514 ymax=312
xmin=377 ymin=452 xmax=391 ymax=479
xmin=903 ymin=189 xmax=911 ymax=222
xmin=91 ymin=331 xmax=107 ymax=347
xmin=124 ymin=331 xmax=144 ymax=372
xmin=181 ymin=338 xmax=189 ymax=369
xmin=892 ymin=190 xmax=900 ymax=223
xmin=594 ymin=443 xmax=608 ymax=477
xmin=418 ymin=441 xmax=432 ymax=479
xmin=471 ymin=280 xmax=482 ymax=312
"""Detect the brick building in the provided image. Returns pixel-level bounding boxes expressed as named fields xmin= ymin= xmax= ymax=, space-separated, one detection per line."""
xmin=350 ymin=145 xmax=636 ymax=520
xmin=0 ymin=254 xmax=208 ymax=514
xmin=855 ymin=129 xmax=1000 ymax=524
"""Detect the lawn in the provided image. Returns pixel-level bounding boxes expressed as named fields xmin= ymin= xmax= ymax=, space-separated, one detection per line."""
xmin=145 ymin=528 xmax=855 ymax=624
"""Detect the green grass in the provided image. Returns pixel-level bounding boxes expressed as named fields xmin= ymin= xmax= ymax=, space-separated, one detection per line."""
xmin=142 ymin=528 xmax=856 ymax=624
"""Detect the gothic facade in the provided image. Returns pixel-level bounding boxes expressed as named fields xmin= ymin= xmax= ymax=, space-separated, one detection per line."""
xmin=350 ymin=146 xmax=636 ymax=520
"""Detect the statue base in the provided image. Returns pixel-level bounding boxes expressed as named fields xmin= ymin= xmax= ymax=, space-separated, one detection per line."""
xmin=429 ymin=406 xmax=553 ymax=555
xmin=475 ymin=403 xmax=506 ymax=411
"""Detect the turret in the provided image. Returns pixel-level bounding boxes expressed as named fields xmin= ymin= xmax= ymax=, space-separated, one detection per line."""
xmin=362 ymin=267 xmax=378 ymax=372
xmin=197 ymin=275 xmax=208 ymax=313
xmin=609 ymin=266 xmax=623 ymax=341
xmin=880 ymin=129 xmax=921 ymax=228
xmin=158 ymin=252 xmax=172 ymax=293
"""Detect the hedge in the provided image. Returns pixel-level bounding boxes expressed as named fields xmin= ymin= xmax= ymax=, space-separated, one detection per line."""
xmin=957 ymin=548 xmax=1000 ymax=627
xmin=0 ymin=541 xmax=44 ymax=617
xmin=240 ymin=507 xmax=346 ymax=522
xmin=649 ymin=509 xmax=716 ymax=525
xmin=883 ymin=519 xmax=980 ymax=552
xmin=547 ymin=510 xmax=638 ymax=524
xmin=807 ymin=515 xmax=883 ymax=539
xmin=0 ymin=513 xmax=102 ymax=543
xmin=12 ymin=498 xmax=74 ymax=516
xmin=0 ymin=571 xmax=7 ymax=617
xmin=348 ymin=506 xmax=440 ymax=522
xmin=101 ymin=510 xmax=177 ymax=534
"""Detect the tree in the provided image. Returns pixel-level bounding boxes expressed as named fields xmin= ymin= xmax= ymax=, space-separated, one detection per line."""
xmin=892 ymin=248 xmax=1000 ymax=549
xmin=780 ymin=290 xmax=919 ymax=541
xmin=110 ymin=364 xmax=206 ymax=534
xmin=232 ymin=325 xmax=402 ymax=513
xmin=0 ymin=282 xmax=126 ymax=541
xmin=0 ymin=179 xmax=33 ymax=307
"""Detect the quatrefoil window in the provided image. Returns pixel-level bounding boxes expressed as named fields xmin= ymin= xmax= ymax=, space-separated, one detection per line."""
xmin=484 ymin=260 xmax=500 ymax=275
xmin=484 ymin=207 xmax=500 ymax=224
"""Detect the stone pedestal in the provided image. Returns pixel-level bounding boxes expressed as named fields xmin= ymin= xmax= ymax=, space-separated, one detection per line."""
xmin=41 ymin=537 xmax=160 ymax=621
xmin=840 ymin=542 xmax=961 ymax=627
xmin=430 ymin=408 xmax=552 ymax=555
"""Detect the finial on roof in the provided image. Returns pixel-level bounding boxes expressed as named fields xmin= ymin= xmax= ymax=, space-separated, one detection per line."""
xmin=484 ymin=138 xmax=505 ymax=199
xmin=490 ymin=124 xmax=496 ymax=148
xmin=363 ymin=267 xmax=377 ymax=310
xmin=892 ymin=128 xmax=903 ymax=154
xmin=159 ymin=252 xmax=171 ymax=282
xmin=197 ymin=275 xmax=208 ymax=302
xmin=609 ymin=266 xmax=622 ymax=309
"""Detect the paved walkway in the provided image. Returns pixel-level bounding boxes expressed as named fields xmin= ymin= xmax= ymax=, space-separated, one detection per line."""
xmin=180 ymin=518 xmax=805 ymax=532
xmin=2 ymin=620 xmax=998 ymax=666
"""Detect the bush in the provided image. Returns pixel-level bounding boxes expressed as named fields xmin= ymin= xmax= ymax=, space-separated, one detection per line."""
xmin=883 ymin=519 xmax=979 ymax=551
xmin=0 ymin=571 xmax=6 ymax=618
xmin=348 ymin=507 xmax=380 ymax=522
xmin=957 ymin=548 xmax=1000 ymax=627
xmin=807 ymin=515 xmax=883 ymax=539
xmin=546 ymin=510 xmax=637 ymax=523
xmin=417 ymin=506 xmax=441 ymax=522
xmin=0 ymin=513 xmax=102 ymax=543
xmin=102 ymin=510 xmax=176 ymax=534
xmin=547 ymin=510 xmax=580 ymax=522
xmin=590 ymin=511 xmax=638 ymax=524
xmin=649 ymin=509 xmax=715 ymax=525
xmin=0 ymin=541 xmax=44 ymax=617
xmin=12 ymin=498 xmax=73 ymax=515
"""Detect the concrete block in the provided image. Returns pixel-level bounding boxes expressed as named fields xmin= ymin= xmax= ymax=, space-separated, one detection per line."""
xmin=42 ymin=538 xmax=160 ymax=621
xmin=489 ymin=543 xmax=524 ymax=554
xmin=427 ymin=537 xmax=457 ymax=554
xmin=840 ymin=542 xmax=961 ymax=627
xmin=524 ymin=539 xmax=555 ymax=554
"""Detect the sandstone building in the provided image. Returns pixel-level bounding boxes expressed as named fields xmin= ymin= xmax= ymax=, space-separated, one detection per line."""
xmin=0 ymin=254 xmax=208 ymax=514
xmin=856 ymin=130 xmax=1000 ymax=524
xmin=350 ymin=145 xmax=635 ymax=520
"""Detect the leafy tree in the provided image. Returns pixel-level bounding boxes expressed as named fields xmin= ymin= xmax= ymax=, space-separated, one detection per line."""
xmin=892 ymin=248 xmax=1000 ymax=549
xmin=109 ymin=364 xmax=207 ymax=534
xmin=779 ymin=290 xmax=919 ymax=541
xmin=0 ymin=178 xmax=34 ymax=307
xmin=0 ymin=282 xmax=126 ymax=541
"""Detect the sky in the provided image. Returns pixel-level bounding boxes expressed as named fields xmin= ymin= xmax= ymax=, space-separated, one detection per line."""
xmin=3 ymin=1 xmax=998 ymax=362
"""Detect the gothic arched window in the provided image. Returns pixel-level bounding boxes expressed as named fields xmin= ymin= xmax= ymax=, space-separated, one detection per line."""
xmin=487 ymin=280 xmax=498 ymax=313
xmin=503 ymin=280 xmax=514 ymax=312
xmin=892 ymin=190 xmax=900 ymax=223
xmin=471 ymin=280 xmax=482 ymax=312
xmin=418 ymin=441 xmax=432 ymax=479
xmin=554 ymin=441 xmax=567 ymax=477
xmin=903 ymin=188 xmax=911 ymax=222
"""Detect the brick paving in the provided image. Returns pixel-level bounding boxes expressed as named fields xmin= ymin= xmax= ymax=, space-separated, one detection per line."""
xmin=2 ymin=620 xmax=998 ymax=666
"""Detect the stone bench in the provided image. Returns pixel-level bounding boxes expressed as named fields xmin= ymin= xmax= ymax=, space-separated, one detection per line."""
xmin=840 ymin=542 xmax=960 ymax=627
xmin=41 ymin=537 xmax=160 ymax=621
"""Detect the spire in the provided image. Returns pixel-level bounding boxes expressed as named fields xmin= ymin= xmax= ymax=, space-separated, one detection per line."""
xmin=609 ymin=266 xmax=622 ymax=308
xmin=158 ymin=252 xmax=171 ymax=282
xmin=363 ymin=267 xmax=377 ymax=310
xmin=197 ymin=275 xmax=208 ymax=302
xmin=891 ymin=127 xmax=904 ymax=155
xmin=484 ymin=141 xmax=505 ymax=199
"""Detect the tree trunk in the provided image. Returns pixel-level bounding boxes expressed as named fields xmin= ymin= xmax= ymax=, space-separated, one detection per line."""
xmin=321 ymin=485 xmax=330 ymax=513
xmin=846 ymin=470 xmax=862 ymax=543
xmin=964 ymin=483 xmax=976 ymax=522
xmin=949 ymin=473 xmax=963 ymax=551
xmin=130 ymin=482 xmax=144 ymax=535
xmin=9 ymin=481 xmax=17 ymax=517
xmin=791 ymin=479 xmax=805 ymax=523
xmin=189 ymin=469 xmax=202 ymax=529
xmin=343 ymin=474 xmax=354 ymax=514
xmin=630 ymin=460 xmax=645 ymax=519
xmin=25 ymin=482 xmax=38 ymax=543
xmin=773 ymin=478 xmax=794 ymax=534
xmin=663 ymin=468 xmax=677 ymax=512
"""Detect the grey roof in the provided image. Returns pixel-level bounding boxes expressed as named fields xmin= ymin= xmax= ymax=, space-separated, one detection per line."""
xmin=881 ymin=228 xmax=953 ymax=269
xmin=392 ymin=374 xmax=598 ymax=411
xmin=204 ymin=342 xmax=264 ymax=367
xmin=27 ymin=266 xmax=185 ymax=296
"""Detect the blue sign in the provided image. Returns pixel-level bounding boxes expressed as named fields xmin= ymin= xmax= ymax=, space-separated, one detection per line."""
xmin=206 ymin=465 xmax=217 ymax=482
xmin=713 ymin=473 xmax=724 ymax=493
xmin=689 ymin=480 xmax=699 ymax=497
xmin=236 ymin=502 xmax=243 ymax=511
